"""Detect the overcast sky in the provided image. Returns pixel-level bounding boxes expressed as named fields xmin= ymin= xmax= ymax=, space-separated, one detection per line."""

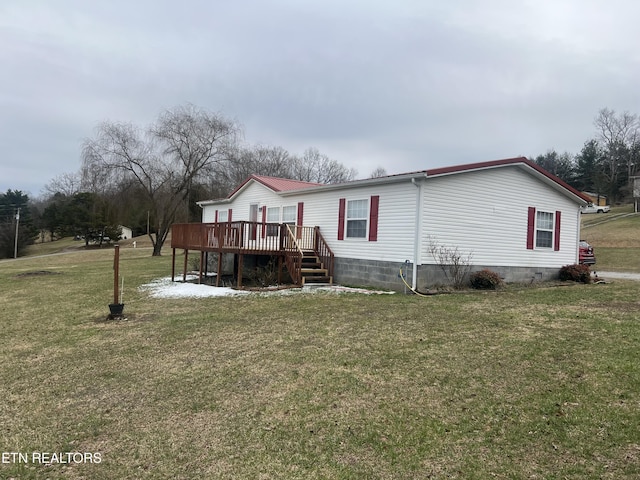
xmin=2 ymin=0 xmax=640 ymax=196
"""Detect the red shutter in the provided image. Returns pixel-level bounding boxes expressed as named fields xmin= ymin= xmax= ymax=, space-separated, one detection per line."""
xmin=338 ymin=198 xmax=346 ymax=240
xmin=214 ymin=210 xmax=218 ymax=223
xmin=368 ymin=195 xmax=379 ymax=241
xmin=261 ymin=205 xmax=267 ymax=238
xmin=296 ymin=202 xmax=304 ymax=239
xmin=297 ymin=202 xmax=304 ymax=225
xmin=527 ymin=207 xmax=536 ymax=249
xmin=228 ymin=209 xmax=232 ymax=223
xmin=554 ymin=211 xmax=561 ymax=251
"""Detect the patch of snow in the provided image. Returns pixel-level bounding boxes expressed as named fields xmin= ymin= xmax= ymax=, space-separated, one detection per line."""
xmin=139 ymin=276 xmax=396 ymax=298
xmin=139 ymin=276 xmax=250 ymax=298
xmin=311 ymin=285 xmax=395 ymax=295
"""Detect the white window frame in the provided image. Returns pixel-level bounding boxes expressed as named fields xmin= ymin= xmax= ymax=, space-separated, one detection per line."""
xmin=282 ymin=205 xmax=297 ymax=225
xmin=266 ymin=206 xmax=280 ymax=236
xmin=218 ymin=209 xmax=228 ymax=223
xmin=346 ymin=199 xmax=368 ymax=239
xmin=535 ymin=211 xmax=554 ymax=248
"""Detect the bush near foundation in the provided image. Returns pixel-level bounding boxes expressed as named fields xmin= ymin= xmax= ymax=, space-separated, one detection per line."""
xmin=469 ymin=269 xmax=504 ymax=290
xmin=559 ymin=264 xmax=591 ymax=283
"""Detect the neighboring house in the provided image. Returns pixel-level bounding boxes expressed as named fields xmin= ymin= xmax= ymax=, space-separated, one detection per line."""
xmin=582 ymin=192 xmax=608 ymax=207
xmin=171 ymin=157 xmax=591 ymax=290
xmin=119 ymin=226 xmax=133 ymax=240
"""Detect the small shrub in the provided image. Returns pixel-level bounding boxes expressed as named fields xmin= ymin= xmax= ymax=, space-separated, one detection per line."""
xmin=470 ymin=269 xmax=504 ymax=290
xmin=559 ymin=264 xmax=591 ymax=284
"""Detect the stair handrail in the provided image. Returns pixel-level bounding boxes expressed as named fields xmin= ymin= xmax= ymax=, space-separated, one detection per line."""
xmin=283 ymin=224 xmax=303 ymax=285
xmin=314 ymin=226 xmax=334 ymax=280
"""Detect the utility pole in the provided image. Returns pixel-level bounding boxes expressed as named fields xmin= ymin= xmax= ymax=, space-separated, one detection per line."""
xmin=14 ymin=208 xmax=20 ymax=259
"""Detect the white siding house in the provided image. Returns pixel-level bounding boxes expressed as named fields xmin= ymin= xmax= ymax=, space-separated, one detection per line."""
xmin=185 ymin=157 xmax=589 ymax=290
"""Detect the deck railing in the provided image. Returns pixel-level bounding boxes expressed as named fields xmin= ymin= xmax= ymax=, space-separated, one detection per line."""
xmin=314 ymin=227 xmax=334 ymax=279
xmin=172 ymin=221 xmax=289 ymax=252
xmin=171 ymin=221 xmax=335 ymax=285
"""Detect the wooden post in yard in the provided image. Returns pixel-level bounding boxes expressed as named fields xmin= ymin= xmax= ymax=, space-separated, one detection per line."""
xmin=113 ymin=244 xmax=120 ymax=304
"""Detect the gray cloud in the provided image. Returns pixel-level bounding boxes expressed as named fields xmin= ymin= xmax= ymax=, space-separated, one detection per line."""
xmin=2 ymin=0 xmax=640 ymax=196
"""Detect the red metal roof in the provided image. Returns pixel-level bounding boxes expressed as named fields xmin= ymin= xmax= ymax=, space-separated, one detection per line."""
xmin=226 ymin=175 xmax=323 ymax=198
xmin=251 ymin=175 xmax=323 ymax=192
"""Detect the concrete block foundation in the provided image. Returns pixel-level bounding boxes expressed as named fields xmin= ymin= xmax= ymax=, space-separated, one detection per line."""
xmin=333 ymin=257 xmax=562 ymax=292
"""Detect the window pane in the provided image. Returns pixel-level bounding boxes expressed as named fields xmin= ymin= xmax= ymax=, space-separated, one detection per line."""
xmin=347 ymin=219 xmax=367 ymax=238
xmin=536 ymin=230 xmax=552 ymax=248
xmin=347 ymin=199 xmax=368 ymax=219
xmin=537 ymin=211 xmax=553 ymax=230
xmin=218 ymin=210 xmax=228 ymax=223
xmin=266 ymin=207 xmax=279 ymax=222
xmin=282 ymin=205 xmax=296 ymax=224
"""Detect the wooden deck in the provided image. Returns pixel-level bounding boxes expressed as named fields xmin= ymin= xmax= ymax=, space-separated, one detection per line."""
xmin=171 ymin=221 xmax=334 ymax=287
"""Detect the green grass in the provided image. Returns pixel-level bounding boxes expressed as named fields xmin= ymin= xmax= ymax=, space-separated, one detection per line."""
xmin=1 ymin=248 xmax=639 ymax=478
xmin=580 ymin=204 xmax=640 ymax=271
xmin=23 ymin=236 xmax=80 ymax=256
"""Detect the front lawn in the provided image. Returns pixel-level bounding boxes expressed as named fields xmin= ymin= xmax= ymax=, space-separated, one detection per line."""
xmin=0 ymin=248 xmax=639 ymax=479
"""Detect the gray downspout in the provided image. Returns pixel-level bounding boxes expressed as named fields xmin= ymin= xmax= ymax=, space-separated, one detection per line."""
xmin=576 ymin=207 xmax=582 ymax=264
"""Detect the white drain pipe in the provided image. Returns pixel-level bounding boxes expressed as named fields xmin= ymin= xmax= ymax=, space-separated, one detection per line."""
xmin=411 ymin=175 xmax=426 ymax=290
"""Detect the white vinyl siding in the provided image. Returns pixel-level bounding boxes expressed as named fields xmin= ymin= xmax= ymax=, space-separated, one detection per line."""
xmin=201 ymin=180 xmax=417 ymax=263
xmin=421 ymin=167 xmax=579 ymax=268
xmin=200 ymin=164 xmax=582 ymax=268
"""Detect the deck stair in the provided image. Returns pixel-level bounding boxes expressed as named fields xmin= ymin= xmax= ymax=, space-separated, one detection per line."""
xmin=300 ymin=251 xmax=333 ymax=285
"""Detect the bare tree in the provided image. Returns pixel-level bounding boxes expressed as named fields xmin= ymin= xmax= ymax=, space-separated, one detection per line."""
xmin=290 ymin=147 xmax=357 ymax=184
xmin=82 ymin=105 xmax=239 ymax=256
xmin=208 ymin=145 xmax=357 ymax=197
xmin=369 ymin=166 xmax=388 ymax=178
xmin=594 ymin=108 xmax=639 ymax=201
xmin=43 ymin=172 xmax=82 ymax=197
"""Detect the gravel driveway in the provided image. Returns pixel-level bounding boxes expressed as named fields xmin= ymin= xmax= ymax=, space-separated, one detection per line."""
xmin=594 ymin=271 xmax=640 ymax=281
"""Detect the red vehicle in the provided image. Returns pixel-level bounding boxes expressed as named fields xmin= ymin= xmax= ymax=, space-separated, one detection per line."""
xmin=579 ymin=240 xmax=596 ymax=265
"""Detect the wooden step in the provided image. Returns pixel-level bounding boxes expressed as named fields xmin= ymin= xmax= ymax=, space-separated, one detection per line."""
xmin=302 ymin=276 xmax=333 ymax=285
xmin=301 ymin=261 xmax=323 ymax=268
xmin=301 ymin=268 xmax=328 ymax=275
xmin=302 ymin=255 xmax=320 ymax=263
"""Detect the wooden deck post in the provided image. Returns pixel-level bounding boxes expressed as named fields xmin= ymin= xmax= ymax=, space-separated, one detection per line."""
xmin=216 ymin=253 xmax=222 ymax=287
xmin=183 ymin=249 xmax=189 ymax=282
xmin=237 ymin=254 xmax=243 ymax=288
xmin=277 ymin=255 xmax=283 ymax=284
xmin=171 ymin=248 xmax=176 ymax=281
xmin=199 ymin=251 xmax=205 ymax=284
